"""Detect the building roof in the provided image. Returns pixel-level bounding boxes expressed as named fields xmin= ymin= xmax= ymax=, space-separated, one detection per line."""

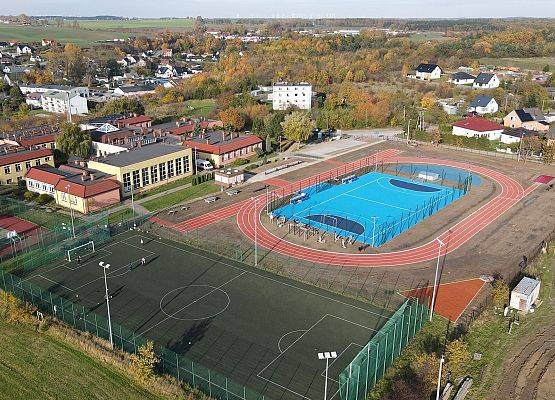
xmin=0 ymin=148 xmax=53 ymax=167
xmin=452 ymin=116 xmax=504 ymax=132
xmin=273 ymin=81 xmax=312 ymax=87
xmin=416 ymin=63 xmax=440 ymax=73
xmin=116 ymin=85 xmax=156 ymax=93
xmin=55 ymin=177 xmax=120 ymax=198
xmin=117 ymin=115 xmax=152 ymax=125
xmin=469 ymin=95 xmax=495 ymax=108
xmin=451 ymin=71 xmax=476 ymax=80
xmin=18 ymin=134 xmax=56 ymax=147
xmin=43 ymin=90 xmax=79 ymax=100
xmin=182 ymin=132 xmax=262 ymax=155
xmin=474 ymin=72 xmax=496 ymax=84
xmin=513 ymin=276 xmax=540 ymax=297
xmin=20 ymin=83 xmax=72 ymax=91
xmin=514 ymin=108 xmax=545 ymax=123
xmin=502 ymin=127 xmax=537 ymax=138
xmin=24 ymin=164 xmax=74 ymax=185
xmin=92 ymin=144 xmax=186 ymax=167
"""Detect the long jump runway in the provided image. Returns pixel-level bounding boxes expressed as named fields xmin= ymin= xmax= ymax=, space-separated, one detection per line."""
xmin=17 ymin=230 xmax=396 ymax=400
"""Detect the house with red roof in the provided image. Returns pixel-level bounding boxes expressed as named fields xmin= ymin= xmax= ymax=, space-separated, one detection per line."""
xmin=116 ymin=114 xmax=153 ymax=129
xmin=24 ymin=164 xmax=74 ymax=197
xmin=181 ymin=131 xmax=263 ymax=167
xmin=452 ymin=116 xmax=504 ymax=141
xmin=0 ymin=148 xmax=54 ymax=185
xmin=54 ymin=172 xmax=121 ymax=214
xmin=18 ymin=133 xmax=57 ymax=150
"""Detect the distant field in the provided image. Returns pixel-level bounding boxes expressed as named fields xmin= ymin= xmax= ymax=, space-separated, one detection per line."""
xmin=480 ymin=57 xmax=555 ymax=71
xmin=0 ymin=24 xmax=129 ymax=45
xmin=74 ymin=18 xmax=195 ymax=30
xmin=409 ymin=31 xmax=448 ymax=43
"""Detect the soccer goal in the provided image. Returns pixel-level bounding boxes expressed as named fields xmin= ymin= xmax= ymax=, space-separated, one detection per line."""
xmin=67 ymin=241 xmax=95 ymax=262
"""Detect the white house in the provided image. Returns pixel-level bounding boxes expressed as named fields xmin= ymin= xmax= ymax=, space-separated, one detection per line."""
xmin=155 ymin=65 xmax=177 ymax=78
xmin=414 ymin=63 xmax=442 ymax=80
xmin=449 ymin=71 xmax=476 ymax=85
xmin=452 ymin=116 xmax=504 ymax=140
xmin=25 ymin=92 xmax=42 ymax=109
xmin=19 ymin=84 xmax=90 ymax=97
xmin=41 ymin=91 xmax=89 ymax=115
xmin=468 ymin=95 xmax=499 ymax=115
xmin=473 ymin=73 xmax=500 ymax=89
xmin=510 ymin=276 xmax=540 ymax=313
xmin=113 ymin=84 xmax=156 ymax=97
xmin=272 ymin=82 xmax=312 ymax=110
xmin=214 ymin=168 xmax=245 ymax=187
xmin=24 ymin=165 xmax=69 ymax=197
xmin=16 ymin=45 xmax=32 ymax=55
xmin=499 ymin=128 xmax=536 ymax=145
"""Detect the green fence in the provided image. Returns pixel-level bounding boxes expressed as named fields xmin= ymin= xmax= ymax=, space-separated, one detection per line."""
xmin=0 ymin=268 xmax=265 ymax=400
xmin=338 ymin=297 xmax=429 ymax=400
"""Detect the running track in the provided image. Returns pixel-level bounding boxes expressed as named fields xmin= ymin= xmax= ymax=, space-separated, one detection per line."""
xmin=236 ymin=156 xmax=540 ymax=267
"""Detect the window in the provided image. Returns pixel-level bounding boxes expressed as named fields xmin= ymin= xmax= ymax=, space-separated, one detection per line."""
xmin=183 ymin=156 xmax=190 ymax=173
xmin=175 ymin=157 xmax=182 ymax=175
xmin=123 ymin=172 xmax=131 ymax=192
xmin=17 ymin=176 xmax=22 ymax=181
xmin=61 ymin=192 xmax=67 ymax=201
xmin=15 ymin=164 xmax=21 ymax=172
xmin=167 ymin=160 xmax=174 ymax=178
xmin=35 ymin=160 xmax=40 ymax=166
xmin=25 ymin=161 xmax=31 ymax=169
xmin=132 ymin=170 xmax=140 ymax=189
xmin=141 ymin=167 xmax=150 ymax=186
xmin=4 ymin=166 xmax=11 ymax=174
xmin=159 ymin=162 xmax=167 ymax=180
xmin=150 ymin=165 xmax=158 ymax=183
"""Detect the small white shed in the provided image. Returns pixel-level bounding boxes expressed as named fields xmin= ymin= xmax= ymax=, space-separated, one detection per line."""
xmin=214 ymin=168 xmax=244 ymax=187
xmin=510 ymin=277 xmax=540 ymax=313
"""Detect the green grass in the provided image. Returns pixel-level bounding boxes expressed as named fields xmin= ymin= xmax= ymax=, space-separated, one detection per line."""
xmin=146 ymin=99 xmax=216 ymax=124
xmin=108 ymin=207 xmax=135 ymax=225
xmin=74 ymin=18 xmax=194 ymax=30
xmin=135 ymin=175 xmax=195 ymax=200
xmin=142 ymin=182 xmax=220 ymax=212
xmin=18 ymin=208 xmax=75 ymax=230
xmin=479 ymin=57 xmax=555 ymax=71
xmin=409 ymin=31 xmax=448 ymax=43
xmin=0 ymin=24 xmax=130 ymax=46
xmin=0 ymin=322 xmax=164 ymax=400
xmin=184 ymin=99 xmax=217 ymax=118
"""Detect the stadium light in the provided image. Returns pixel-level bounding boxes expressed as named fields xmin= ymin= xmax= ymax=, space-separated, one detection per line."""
xmin=251 ymin=196 xmax=259 ymax=266
xmin=430 ymin=238 xmax=445 ymax=322
xmin=371 ymin=216 xmax=379 ymax=247
xmin=318 ymin=351 xmax=337 ymax=400
xmin=64 ymin=184 xmax=76 ymax=238
xmin=435 ymin=355 xmax=445 ymax=400
xmin=99 ymin=261 xmax=114 ymax=348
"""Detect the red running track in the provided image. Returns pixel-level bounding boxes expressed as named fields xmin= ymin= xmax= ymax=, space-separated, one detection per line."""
xmin=236 ymin=156 xmax=540 ymax=267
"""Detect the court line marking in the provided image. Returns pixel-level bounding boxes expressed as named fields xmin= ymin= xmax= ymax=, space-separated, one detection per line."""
xmin=159 ymin=284 xmax=231 ymax=321
xmin=342 ymin=194 xmax=412 ymax=211
xmin=35 ymin=275 xmax=75 ymax=291
xmin=277 ymin=329 xmax=307 ymax=353
xmin=321 ymin=342 xmax=365 ymax=384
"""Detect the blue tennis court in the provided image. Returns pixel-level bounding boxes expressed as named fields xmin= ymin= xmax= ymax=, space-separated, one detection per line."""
xmin=271 ymin=171 xmax=468 ymax=247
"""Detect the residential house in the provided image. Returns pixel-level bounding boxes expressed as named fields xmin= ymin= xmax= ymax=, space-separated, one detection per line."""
xmin=414 ymin=63 xmax=442 ymax=80
xmin=452 ymin=116 xmax=504 ymax=141
xmin=116 ymin=115 xmax=152 ymax=129
xmin=170 ymin=118 xmax=224 ymax=136
xmin=16 ymin=45 xmax=32 ymax=55
xmin=87 ymin=144 xmax=193 ymax=197
xmin=41 ymin=91 xmax=89 ymax=115
xmin=181 ymin=131 xmax=263 ymax=167
xmin=18 ymin=134 xmax=57 ymax=150
xmin=468 ymin=95 xmax=499 ymax=115
xmin=41 ymin=39 xmax=56 ymax=47
xmin=544 ymin=125 xmax=555 ymax=147
xmin=499 ymin=128 xmax=537 ymax=145
xmin=0 ymin=148 xmax=54 ymax=185
xmin=272 ymin=82 xmax=312 ymax=110
xmin=113 ymin=84 xmax=156 ymax=97
xmin=19 ymin=84 xmax=90 ymax=97
xmin=24 ymin=164 xmax=73 ymax=196
xmin=155 ymin=65 xmax=177 ymax=78
xmin=449 ymin=71 xmax=476 ymax=85
xmin=25 ymin=92 xmax=43 ymax=109
xmin=503 ymin=108 xmax=549 ymax=132
xmin=55 ymin=172 xmax=121 ymax=214
xmin=473 ymin=73 xmax=500 ymax=89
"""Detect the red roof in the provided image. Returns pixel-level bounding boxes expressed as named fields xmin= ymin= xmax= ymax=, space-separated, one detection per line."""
xmin=117 ymin=115 xmax=152 ymax=126
xmin=0 ymin=148 xmax=53 ymax=167
xmin=55 ymin=178 xmax=120 ymax=199
xmin=24 ymin=166 xmax=67 ymax=186
xmin=182 ymin=135 xmax=262 ymax=155
xmin=19 ymin=134 xmax=56 ymax=147
xmin=453 ymin=116 xmax=504 ymax=132
xmin=171 ymin=124 xmax=195 ymax=136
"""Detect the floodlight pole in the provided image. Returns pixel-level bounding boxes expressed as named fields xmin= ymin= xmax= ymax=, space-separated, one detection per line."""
xmin=430 ymin=238 xmax=445 ymax=322
xmin=99 ymin=261 xmax=114 ymax=348
xmin=435 ymin=355 xmax=445 ymax=400
xmin=371 ymin=216 xmax=379 ymax=247
xmin=65 ymin=184 xmax=76 ymax=238
xmin=407 ymin=119 xmax=411 ymax=145
xmin=318 ymin=351 xmax=338 ymax=400
xmin=130 ymin=182 xmax=136 ymax=227
xmin=253 ymin=197 xmax=259 ymax=267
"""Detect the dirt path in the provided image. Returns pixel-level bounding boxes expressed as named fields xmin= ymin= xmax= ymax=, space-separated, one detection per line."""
xmin=491 ymin=256 xmax=555 ymax=400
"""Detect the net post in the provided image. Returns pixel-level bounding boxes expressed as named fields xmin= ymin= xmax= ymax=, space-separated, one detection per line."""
xmin=176 ymin=353 xmax=180 ymax=381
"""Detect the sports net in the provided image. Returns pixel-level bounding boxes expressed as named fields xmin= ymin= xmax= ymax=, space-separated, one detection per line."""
xmin=67 ymin=241 xmax=95 ymax=262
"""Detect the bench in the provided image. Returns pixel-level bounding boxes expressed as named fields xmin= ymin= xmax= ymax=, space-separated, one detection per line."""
xmin=204 ymin=196 xmax=217 ymax=203
xmin=226 ymin=190 xmax=239 ymax=196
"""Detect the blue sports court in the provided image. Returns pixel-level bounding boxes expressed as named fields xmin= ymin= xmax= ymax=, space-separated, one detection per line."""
xmin=271 ymin=169 xmax=472 ymax=247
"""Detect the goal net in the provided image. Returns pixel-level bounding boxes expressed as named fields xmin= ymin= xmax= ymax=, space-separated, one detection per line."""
xmin=67 ymin=241 xmax=95 ymax=262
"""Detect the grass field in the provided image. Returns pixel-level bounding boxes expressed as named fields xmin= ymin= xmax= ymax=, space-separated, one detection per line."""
xmin=0 ymin=322 xmax=163 ymax=400
xmin=75 ymin=18 xmax=195 ymax=30
xmin=0 ymin=25 xmax=129 ymax=46
xmin=142 ymin=181 xmax=219 ymax=211
xmin=480 ymin=57 xmax=555 ymax=71
xmin=409 ymin=31 xmax=448 ymax=43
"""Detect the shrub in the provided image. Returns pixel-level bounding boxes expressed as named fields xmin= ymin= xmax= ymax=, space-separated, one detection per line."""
xmin=231 ymin=158 xmax=249 ymax=166
xmin=491 ymin=279 xmax=510 ymax=309
xmin=23 ymin=191 xmax=38 ymax=201
xmin=130 ymin=341 xmax=160 ymax=381
xmin=0 ymin=290 xmax=35 ymax=325
xmin=36 ymin=193 xmax=53 ymax=205
xmin=445 ymin=339 xmax=470 ymax=380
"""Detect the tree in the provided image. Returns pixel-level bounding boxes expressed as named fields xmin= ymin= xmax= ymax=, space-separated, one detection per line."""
xmin=411 ymin=352 xmax=441 ymax=393
xmin=421 ymin=92 xmax=437 ymax=110
xmin=281 ymin=111 xmax=315 ymax=143
xmin=445 ymin=339 xmax=470 ymax=379
xmin=100 ymin=97 xmax=144 ymax=116
xmin=542 ymin=142 xmax=555 ymax=164
xmin=56 ymin=123 xmax=91 ymax=158
xmin=491 ymin=279 xmax=509 ymax=308
xmin=543 ymin=64 xmax=550 ymax=72
xmin=130 ymin=341 xmax=159 ymax=381
xmin=219 ymin=108 xmax=245 ymax=132
xmin=265 ymin=133 xmax=272 ymax=153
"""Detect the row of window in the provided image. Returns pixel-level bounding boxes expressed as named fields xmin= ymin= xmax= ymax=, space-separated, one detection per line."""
xmin=123 ymin=156 xmax=190 ymax=192
xmin=221 ymin=144 xmax=260 ymax=161
xmin=2 ymin=157 xmax=49 ymax=175
xmin=27 ymin=179 xmax=54 ymax=193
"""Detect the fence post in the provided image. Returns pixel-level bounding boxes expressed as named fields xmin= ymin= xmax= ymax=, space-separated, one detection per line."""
xmin=176 ymin=353 xmax=180 ymax=381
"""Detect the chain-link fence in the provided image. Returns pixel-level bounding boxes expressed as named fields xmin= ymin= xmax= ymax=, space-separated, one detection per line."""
xmin=0 ymin=268 xmax=265 ymax=400
xmin=338 ymin=297 xmax=429 ymax=400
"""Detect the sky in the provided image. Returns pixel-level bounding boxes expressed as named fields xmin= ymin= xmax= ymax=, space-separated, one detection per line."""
xmin=2 ymin=0 xmax=555 ymax=19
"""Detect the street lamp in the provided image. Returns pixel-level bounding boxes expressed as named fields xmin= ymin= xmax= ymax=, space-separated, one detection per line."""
xmin=430 ymin=238 xmax=445 ymax=322
xmin=251 ymin=196 xmax=259 ymax=266
xmin=65 ymin=184 xmax=76 ymax=238
xmin=318 ymin=351 xmax=338 ymax=400
xmin=435 ymin=355 xmax=445 ymax=400
xmin=130 ymin=181 xmax=136 ymax=228
xmin=99 ymin=261 xmax=114 ymax=348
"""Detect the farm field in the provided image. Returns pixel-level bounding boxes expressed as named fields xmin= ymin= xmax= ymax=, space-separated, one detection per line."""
xmin=0 ymin=323 xmax=164 ymax=400
xmin=480 ymin=56 xmax=555 ymax=71
xmin=0 ymin=24 xmax=130 ymax=45
xmin=409 ymin=31 xmax=448 ymax=42
xmin=75 ymin=18 xmax=195 ymax=30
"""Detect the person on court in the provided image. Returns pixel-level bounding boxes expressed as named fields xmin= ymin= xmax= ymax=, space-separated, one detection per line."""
xmin=140 ymin=238 xmax=144 ymax=246
xmin=77 ymin=255 xmax=82 ymax=266
xmin=141 ymin=257 xmax=146 ymax=266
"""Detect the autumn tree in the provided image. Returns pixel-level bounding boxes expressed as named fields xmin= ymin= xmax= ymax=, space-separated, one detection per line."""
xmin=542 ymin=142 xmax=555 ymax=164
xmin=445 ymin=339 xmax=470 ymax=380
xmin=421 ymin=92 xmax=437 ymax=110
xmin=100 ymin=97 xmax=145 ymax=116
xmin=491 ymin=279 xmax=509 ymax=308
xmin=219 ymin=108 xmax=245 ymax=132
xmin=281 ymin=111 xmax=315 ymax=143
xmin=412 ymin=352 xmax=441 ymax=393
xmin=56 ymin=123 xmax=91 ymax=158
xmin=130 ymin=341 xmax=159 ymax=381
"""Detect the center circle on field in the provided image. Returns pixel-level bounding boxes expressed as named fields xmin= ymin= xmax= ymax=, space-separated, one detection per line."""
xmin=160 ymin=285 xmax=230 ymax=321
